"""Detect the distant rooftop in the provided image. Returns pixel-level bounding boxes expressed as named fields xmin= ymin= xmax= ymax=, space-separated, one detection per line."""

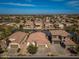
xmin=50 ymin=30 xmax=70 ymax=37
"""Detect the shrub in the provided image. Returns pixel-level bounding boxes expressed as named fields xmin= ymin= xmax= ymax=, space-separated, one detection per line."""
xmin=27 ymin=44 xmax=38 ymax=54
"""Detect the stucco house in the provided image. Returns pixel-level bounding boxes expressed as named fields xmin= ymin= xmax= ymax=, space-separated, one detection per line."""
xmin=50 ymin=30 xmax=70 ymax=44
xmin=8 ymin=31 xmax=27 ymax=50
xmin=27 ymin=32 xmax=50 ymax=48
xmin=23 ymin=20 xmax=34 ymax=29
xmin=34 ymin=19 xmax=43 ymax=29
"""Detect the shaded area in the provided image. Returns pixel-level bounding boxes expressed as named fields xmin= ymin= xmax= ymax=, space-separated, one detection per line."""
xmin=42 ymin=30 xmax=52 ymax=43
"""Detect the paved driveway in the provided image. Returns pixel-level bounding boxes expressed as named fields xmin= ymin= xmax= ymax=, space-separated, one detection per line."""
xmin=34 ymin=46 xmax=50 ymax=56
xmin=52 ymin=43 xmax=71 ymax=56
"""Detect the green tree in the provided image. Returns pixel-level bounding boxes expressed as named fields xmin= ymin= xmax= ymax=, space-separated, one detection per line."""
xmin=3 ymin=28 xmax=11 ymax=38
xmin=0 ymin=32 xmax=5 ymax=39
xmin=0 ymin=27 xmax=13 ymax=39
xmin=27 ymin=44 xmax=38 ymax=54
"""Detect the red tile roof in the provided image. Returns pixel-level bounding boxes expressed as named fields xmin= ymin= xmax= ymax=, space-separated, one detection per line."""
xmin=27 ymin=32 xmax=49 ymax=45
xmin=9 ymin=31 xmax=27 ymax=44
xmin=50 ymin=30 xmax=70 ymax=36
xmin=64 ymin=38 xmax=76 ymax=46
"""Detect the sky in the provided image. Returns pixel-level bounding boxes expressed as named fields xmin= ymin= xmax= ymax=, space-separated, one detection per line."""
xmin=0 ymin=0 xmax=79 ymax=14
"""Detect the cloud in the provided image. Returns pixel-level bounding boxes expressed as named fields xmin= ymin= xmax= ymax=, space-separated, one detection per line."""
xmin=0 ymin=2 xmax=36 ymax=7
xmin=51 ymin=0 xmax=64 ymax=2
xmin=28 ymin=0 xmax=32 ymax=2
xmin=25 ymin=0 xmax=32 ymax=2
xmin=67 ymin=1 xmax=79 ymax=7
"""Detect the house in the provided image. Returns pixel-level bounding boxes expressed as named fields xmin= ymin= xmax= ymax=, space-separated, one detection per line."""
xmin=26 ymin=32 xmax=53 ymax=55
xmin=50 ymin=30 xmax=70 ymax=44
xmin=58 ymin=23 xmax=64 ymax=29
xmin=64 ymin=38 xmax=77 ymax=48
xmin=34 ymin=19 xmax=43 ymax=29
xmin=44 ymin=22 xmax=55 ymax=30
xmin=27 ymin=32 xmax=50 ymax=48
xmin=65 ymin=22 xmax=73 ymax=27
xmin=45 ymin=17 xmax=51 ymax=22
xmin=23 ymin=20 xmax=34 ymax=29
xmin=8 ymin=31 xmax=27 ymax=49
xmin=7 ymin=31 xmax=28 ymax=55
